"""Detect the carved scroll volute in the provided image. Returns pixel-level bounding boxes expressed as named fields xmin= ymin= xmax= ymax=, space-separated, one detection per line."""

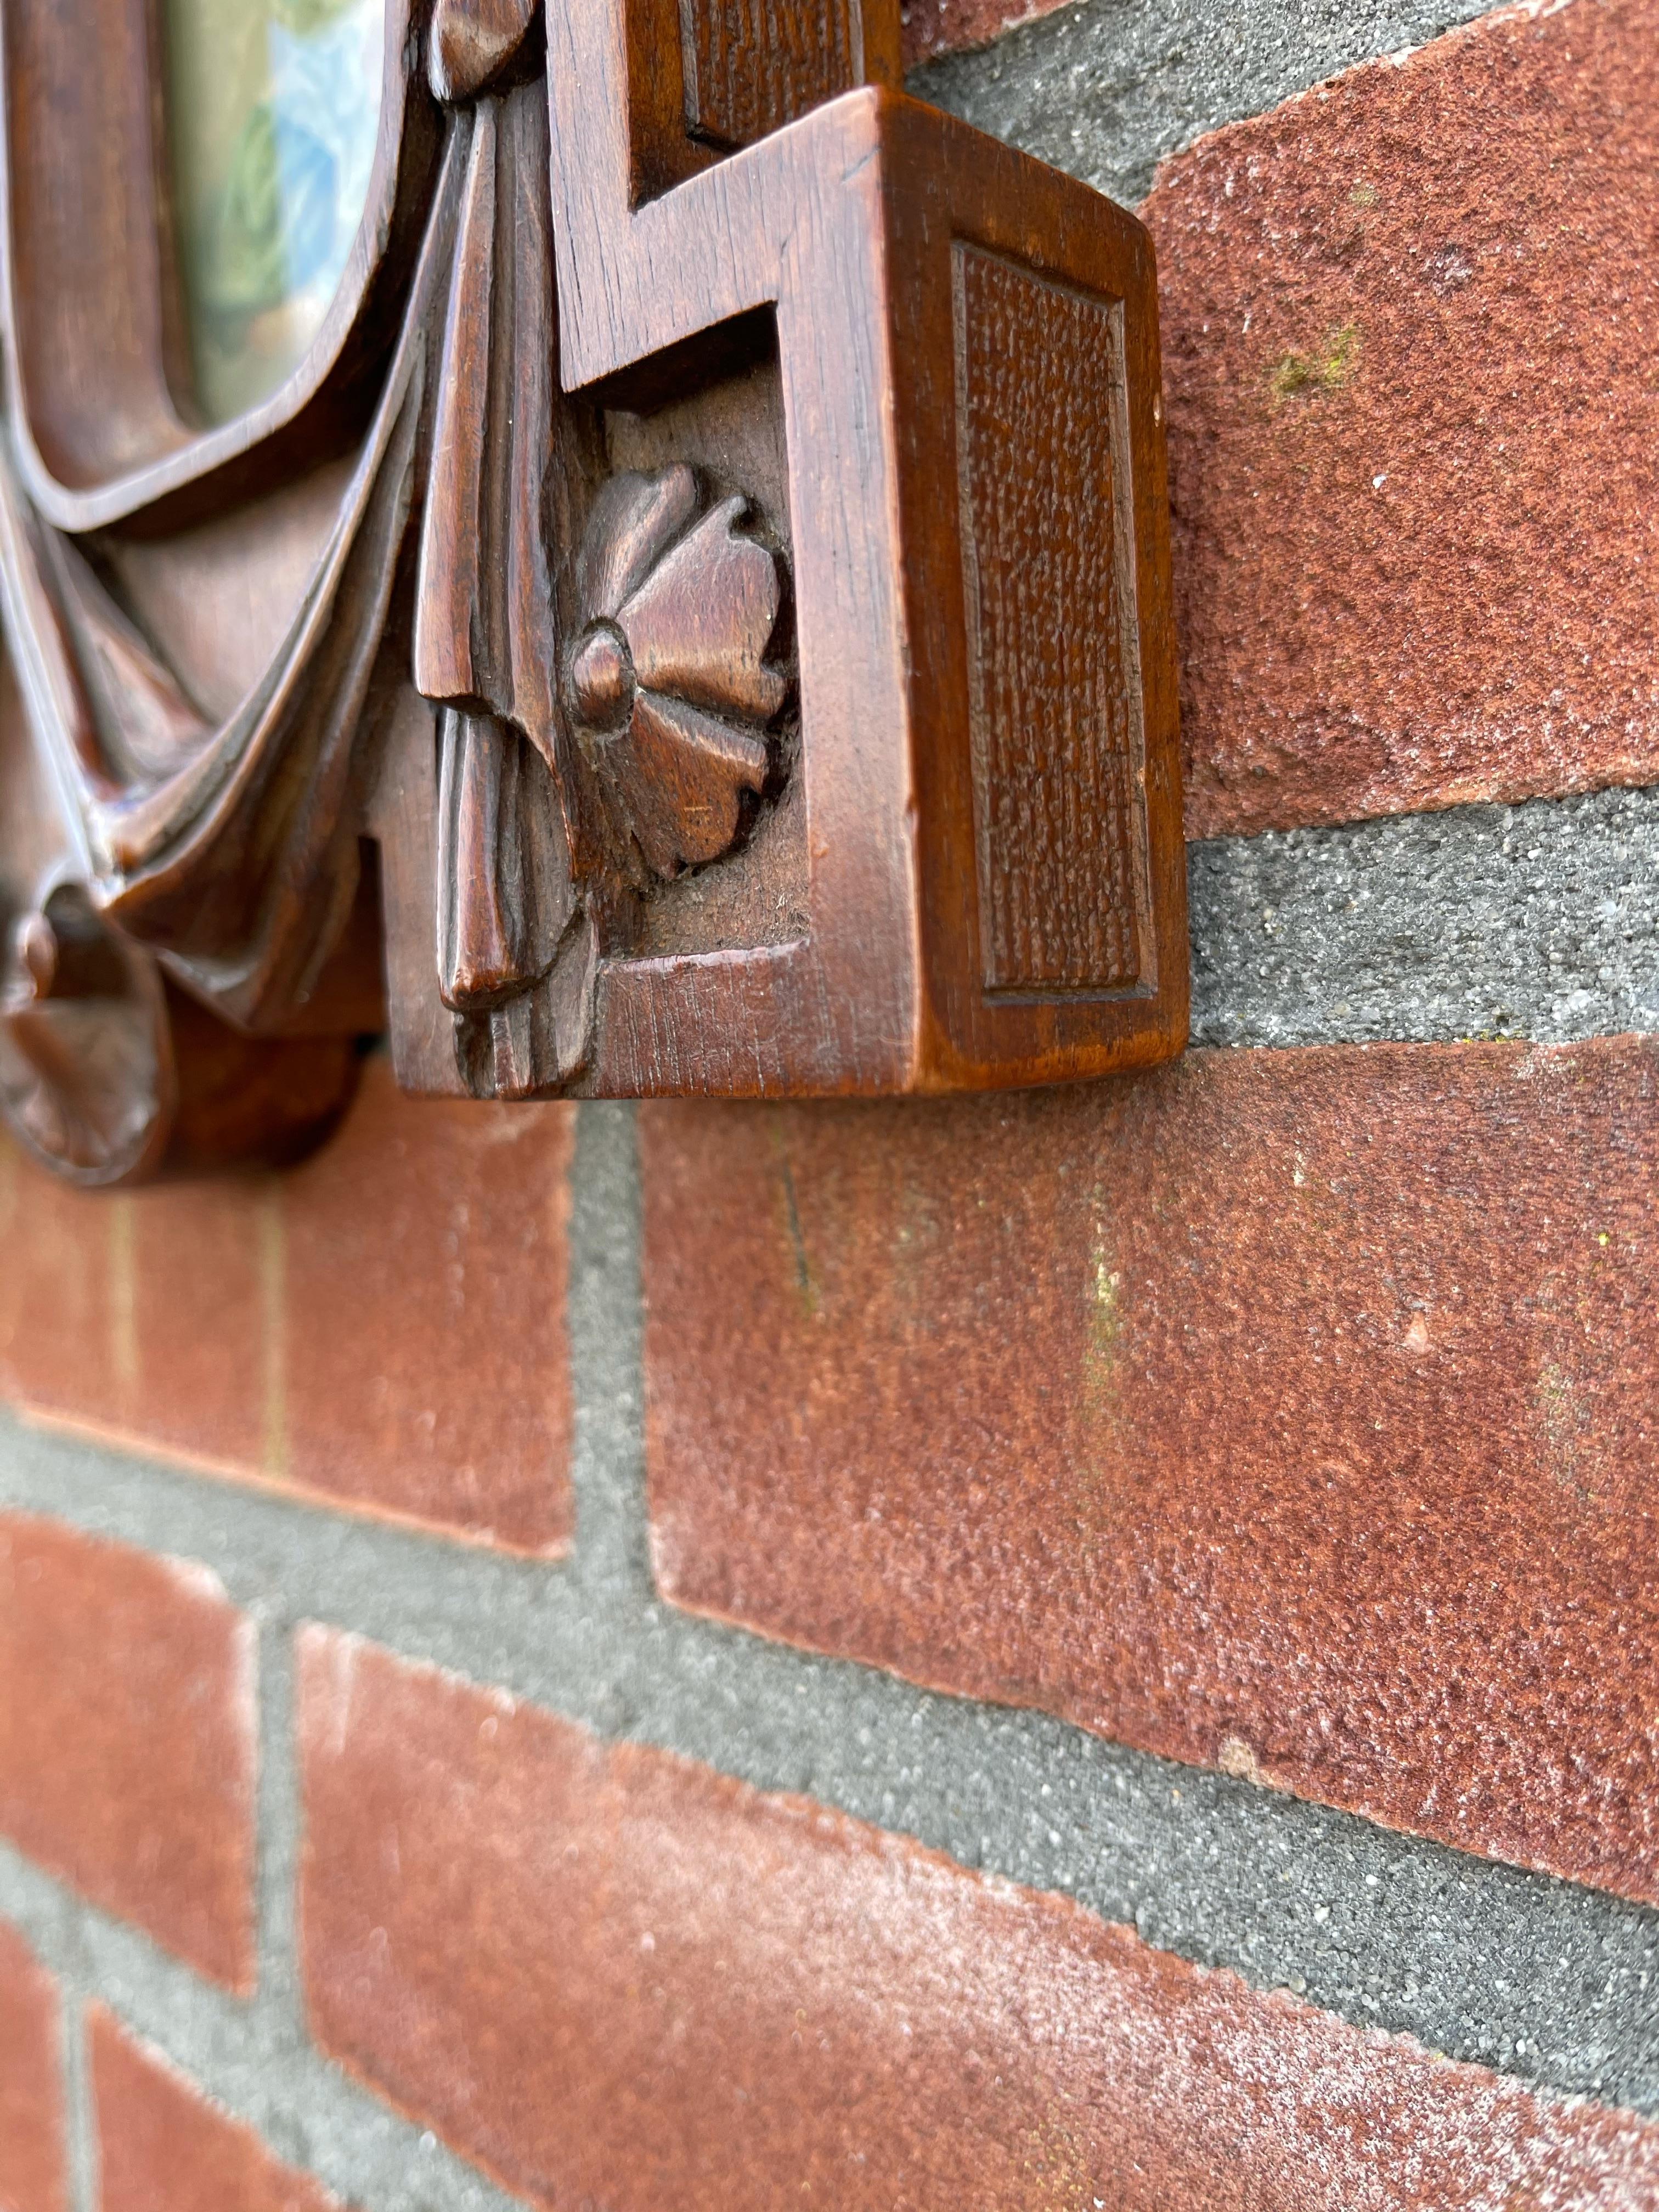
xmin=0 ymin=894 xmax=173 ymax=1184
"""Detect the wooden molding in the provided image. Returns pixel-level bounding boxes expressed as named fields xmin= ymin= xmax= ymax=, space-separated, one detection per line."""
xmin=0 ymin=0 xmax=1187 ymax=1184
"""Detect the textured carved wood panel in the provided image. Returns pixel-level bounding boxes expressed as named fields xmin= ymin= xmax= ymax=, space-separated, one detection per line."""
xmin=679 ymin=0 xmax=861 ymax=151
xmin=953 ymin=245 xmax=1145 ymax=995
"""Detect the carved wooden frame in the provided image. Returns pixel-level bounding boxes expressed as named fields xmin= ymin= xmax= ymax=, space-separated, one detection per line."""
xmin=0 ymin=0 xmax=1187 ymax=1185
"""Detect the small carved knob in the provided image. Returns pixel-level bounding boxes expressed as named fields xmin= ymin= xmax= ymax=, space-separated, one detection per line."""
xmin=567 ymin=620 xmax=635 ymax=732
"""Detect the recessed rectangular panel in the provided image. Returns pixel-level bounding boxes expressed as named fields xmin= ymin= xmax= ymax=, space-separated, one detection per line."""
xmin=953 ymin=244 xmax=1147 ymax=996
xmin=679 ymin=0 xmax=860 ymax=152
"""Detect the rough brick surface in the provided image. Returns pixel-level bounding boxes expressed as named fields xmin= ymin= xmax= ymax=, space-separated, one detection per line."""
xmin=89 ymin=2008 xmax=343 ymax=2212
xmin=1146 ymin=0 xmax=1659 ymax=836
xmin=0 ymin=1515 xmax=256 ymax=1988
xmin=298 ymin=1629 xmax=1659 ymax=2211
xmin=901 ymin=0 xmax=1068 ymax=67
xmin=0 ymin=1921 xmax=66 ymax=2212
xmin=0 ymin=1059 xmax=575 ymax=1553
xmin=642 ymin=1038 xmax=1659 ymax=1905
xmin=278 ymin=1063 xmax=574 ymax=1553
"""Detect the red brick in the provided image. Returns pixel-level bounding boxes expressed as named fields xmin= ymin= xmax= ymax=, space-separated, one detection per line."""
xmin=298 ymin=1629 xmax=1659 ymax=2211
xmin=279 ymin=1060 xmax=574 ymax=1554
xmin=641 ymin=1039 xmax=1659 ymax=1905
xmin=0 ymin=1922 xmax=67 ymax=2212
xmin=0 ymin=1146 xmax=126 ymax=1436
xmin=1146 ymin=0 xmax=1659 ymax=836
xmin=89 ymin=2008 xmax=343 ymax=2212
xmin=120 ymin=1183 xmax=268 ymax=1468
xmin=0 ymin=1059 xmax=575 ymax=1555
xmin=0 ymin=1516 xmax=256 ymax=1989
xmin=900 ymin=0 xmax=1069 ymax=68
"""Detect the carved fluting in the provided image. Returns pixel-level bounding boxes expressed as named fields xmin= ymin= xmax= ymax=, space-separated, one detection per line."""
xmin=437 ymin=710 xmax=574 ymax=1011
xmin=453 ymin=903 xmax=599 ymax=1102
xmin=567 ymin=466 xmax=788 ymax=880
xmin=437 ymin=707 xmax=597 ymax=1101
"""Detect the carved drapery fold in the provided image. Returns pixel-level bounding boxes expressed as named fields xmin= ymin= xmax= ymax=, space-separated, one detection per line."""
xmin=0 ymin=124 xmax=471 ymax=1180
xmin=0 ymin=12 xmax=796 ymax=1156
xmin=414 ymin=84 xmax=562 ymax=758
xmin=0 ymin=888 xmax=173 ymax=1182
xmin=0 ymin=126 xmax=469 ymax=1031
xmin=413 ymin=73 xmax=606 ymax=1097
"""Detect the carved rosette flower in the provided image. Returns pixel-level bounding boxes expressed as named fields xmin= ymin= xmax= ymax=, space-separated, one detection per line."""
xmin=565 ymin=465 xmax=791 ymax=880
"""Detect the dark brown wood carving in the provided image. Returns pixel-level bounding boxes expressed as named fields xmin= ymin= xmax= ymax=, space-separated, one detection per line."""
xmin=0 ymin=0 xmax=1186 ymax=1186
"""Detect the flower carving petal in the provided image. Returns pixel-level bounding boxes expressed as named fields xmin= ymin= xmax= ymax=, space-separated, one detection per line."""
xmin=619 ymin=496 xmax=788 ymax=725
xmin=567 ymin=466 xmax=791 ymax=881
xmin=601 ymin=692 xmax=770 ymax=877
xmin=578 ymin=466 xmax=701 ymax=628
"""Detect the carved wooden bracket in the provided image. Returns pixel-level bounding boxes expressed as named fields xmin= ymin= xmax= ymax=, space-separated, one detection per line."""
xmin=0 ymin=0 xmax=1186 ymax=1184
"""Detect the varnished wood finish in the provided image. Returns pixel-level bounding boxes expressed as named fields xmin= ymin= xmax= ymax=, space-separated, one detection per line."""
xmin=539 ymin=8 xmax=1186 ymax=1092
xmin=681 ymin=0 xmax=870 ymax=153
xmin=0 ymin=0 xmax=1187 ymax=1181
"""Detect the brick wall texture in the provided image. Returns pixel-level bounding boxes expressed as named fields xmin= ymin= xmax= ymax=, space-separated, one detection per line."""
xmin=0 ymin=1923 xmax=66 ymax=2212
xmin=0 ymin=1060 xmax=575 ymax=1554
xmin=642 ymin=1037 xmax=1659 ymax=1907
xmin=2 ymin=1 xmax=1656 ymax=2206
xmin=88 ymin=2011 xmax=343 ymax=2212
xmin=1149 ymin=0 xmax=1659 ymax=838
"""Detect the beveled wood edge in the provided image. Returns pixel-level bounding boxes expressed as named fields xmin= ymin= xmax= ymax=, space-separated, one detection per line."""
xmin=0 ymin=0 xmax=427 ymax=534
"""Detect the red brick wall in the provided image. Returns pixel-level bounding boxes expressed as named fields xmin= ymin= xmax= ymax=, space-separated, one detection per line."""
xmin=295 ymin=1632 xmax=1659 ymax=2211
xmin=0 ymin=1061 xmax=574 ymax=1553
xmin=0 ymin=1924 xmax=66 ymax=2212
xmin=89 ymin=2013 xmax=343 ymax=2212
xmin=1 ymin=3 xmax=1655 ymax=2204
xmin=641 ymin=1037 xmax=1659 ymax=1906
xmin=1150 ymin=0 xmax=1659 ymax=837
